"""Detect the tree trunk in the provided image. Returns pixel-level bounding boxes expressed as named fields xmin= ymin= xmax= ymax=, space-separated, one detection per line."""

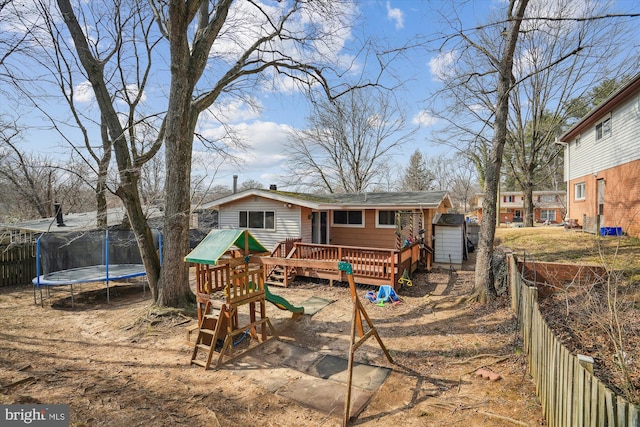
xmin=474 ymin=0 xmax=529 ymax=301
xmin=57 ymin=0 xmax=161 ymax=299
xmin=155 ymin=2 xmax=198 ymax=307
xmin=523 ymin=178 xmax=534 ymax=227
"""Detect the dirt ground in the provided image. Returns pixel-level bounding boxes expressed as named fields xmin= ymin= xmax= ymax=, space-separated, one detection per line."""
xmin=0 ymin=255 xmax=545 ymax=426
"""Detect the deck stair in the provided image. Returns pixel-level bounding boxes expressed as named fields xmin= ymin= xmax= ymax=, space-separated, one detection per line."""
xmin=265 ymin=265 xmax=296 ymax=287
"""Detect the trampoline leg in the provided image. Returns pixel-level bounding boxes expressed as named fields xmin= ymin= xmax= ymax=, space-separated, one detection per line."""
xmin=70 ymin=284 xmax=74 ymax=308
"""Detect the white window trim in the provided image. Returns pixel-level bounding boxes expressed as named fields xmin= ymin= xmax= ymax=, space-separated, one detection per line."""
xmin=575 ymin=182 xmax=586 ymax=200
xmin=331 ymin=210 xmax=365 ymax=228
xmin=595 ymin=113 xmax=612 ymax=141
xmin=238 ymin=210 xmax=276 ymax=231
xmin=375 ymin=210 xmax=396 ymax=229
xmin=541 ymin=210 xmax=556 ymax=221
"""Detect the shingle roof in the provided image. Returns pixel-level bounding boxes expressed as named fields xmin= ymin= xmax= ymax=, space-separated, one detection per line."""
xmin=203 ymin=189 xmax=451 ymax=210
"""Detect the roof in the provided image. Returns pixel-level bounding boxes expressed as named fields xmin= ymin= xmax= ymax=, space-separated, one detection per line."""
xmin=433 ymin=213 xmax=465 ymax=226
xmin=184 ymin=229 xmax=268 ymax=265
xmin=560 ymin=73 xmax=640 ymax=142
xmin=203 ymin=189 xmax=451 ymax=210
xmin=0 ymin=206 xmax=163 ymax=234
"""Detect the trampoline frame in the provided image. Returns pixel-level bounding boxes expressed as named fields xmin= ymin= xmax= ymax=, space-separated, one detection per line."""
xmin=32 ymin=229 xmax=162 ymax=307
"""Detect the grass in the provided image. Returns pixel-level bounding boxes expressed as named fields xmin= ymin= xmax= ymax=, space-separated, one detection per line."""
xmin=494 ymin=226 xmax=640 ymax=282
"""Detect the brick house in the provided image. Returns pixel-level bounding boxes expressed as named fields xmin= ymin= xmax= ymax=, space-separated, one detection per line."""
xmin=473 ymin=190 xmax=566 ymax=225
xmin=558 ymin=74 xmax=640 ymax=238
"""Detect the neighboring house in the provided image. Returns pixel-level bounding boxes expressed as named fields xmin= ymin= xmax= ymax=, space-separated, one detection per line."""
xmin=203 ymin=188 xmax=452 ymax=251
xmin=558 ymin=73 xmax=640 ymax=238
xmin=473 ymin=190 xmax=566 ymax=225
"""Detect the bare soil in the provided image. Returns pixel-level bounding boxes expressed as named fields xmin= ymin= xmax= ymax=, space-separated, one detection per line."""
xmin=0 ymin=256 xmax=545 ymax=426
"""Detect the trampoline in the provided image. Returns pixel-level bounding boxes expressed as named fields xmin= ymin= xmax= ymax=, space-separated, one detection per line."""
xmin=33 ymin=264 xmax=147 ymax=307
xmin=32 ymin=229 xmax=161 ymax=307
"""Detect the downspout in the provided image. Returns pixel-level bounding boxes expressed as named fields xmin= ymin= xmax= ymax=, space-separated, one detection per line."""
xmin=555 ymin=138 xmax=569 ymax=220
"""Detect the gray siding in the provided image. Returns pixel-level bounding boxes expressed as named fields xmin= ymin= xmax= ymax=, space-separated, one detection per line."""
xmin=567 ymin=94 xmax=640 ymax=180
xmin=434 ymin=225 xmax=464 ymax=264
xmin=218 ymin=197 xmax=302 ymax=250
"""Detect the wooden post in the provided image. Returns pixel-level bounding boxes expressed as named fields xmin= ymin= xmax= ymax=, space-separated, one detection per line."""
xmin=338 ymin=261 xmax=393 ymax=426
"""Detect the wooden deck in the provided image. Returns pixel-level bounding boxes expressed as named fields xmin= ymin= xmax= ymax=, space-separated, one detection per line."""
xmin=262 ymin=241 xmax=429 ymax=290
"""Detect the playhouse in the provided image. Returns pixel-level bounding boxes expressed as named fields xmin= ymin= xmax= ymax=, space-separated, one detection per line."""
xmin=184 ymin=229 xmax=305 ymax=369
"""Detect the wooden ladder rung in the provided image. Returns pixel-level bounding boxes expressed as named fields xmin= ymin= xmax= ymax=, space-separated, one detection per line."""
xmin=191 ymin=359 xmax=207 ymax=367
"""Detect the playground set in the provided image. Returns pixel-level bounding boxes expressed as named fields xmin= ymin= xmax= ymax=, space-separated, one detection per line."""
xmin=184 ymin=229 xmax=394 ymax=425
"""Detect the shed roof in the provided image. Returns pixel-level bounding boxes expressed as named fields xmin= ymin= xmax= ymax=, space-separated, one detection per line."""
xmin=184 ymin=229 xmax=268 ymax=265
xmin=433 ymin=213 xmax=465 ymax=226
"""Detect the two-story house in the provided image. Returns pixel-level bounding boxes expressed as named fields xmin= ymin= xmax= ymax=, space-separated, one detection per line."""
xmin=558 ymin=73 xmax=640 ymax=238
xmin=474 ymin=190 xmax=566 ymax=225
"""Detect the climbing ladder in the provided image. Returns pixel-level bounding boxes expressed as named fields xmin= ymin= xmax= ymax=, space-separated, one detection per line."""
xmin=190 ymin=263 xmax=277 ymax=370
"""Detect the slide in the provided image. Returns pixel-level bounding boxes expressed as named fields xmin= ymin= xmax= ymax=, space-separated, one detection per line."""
xmin=264 ymin=283 xmax=304 ymax=316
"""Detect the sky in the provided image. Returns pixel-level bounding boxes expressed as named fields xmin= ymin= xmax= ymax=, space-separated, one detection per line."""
xmin=2 ymin=0 xmax=639 ymax=194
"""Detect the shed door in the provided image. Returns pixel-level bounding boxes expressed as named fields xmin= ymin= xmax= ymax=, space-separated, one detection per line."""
xmin=433 ymin=226 xmax=464 ymax=264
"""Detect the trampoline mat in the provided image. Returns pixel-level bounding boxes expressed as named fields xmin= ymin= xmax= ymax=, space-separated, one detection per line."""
xmin=33 ymin=264 xmax=146 ymax=286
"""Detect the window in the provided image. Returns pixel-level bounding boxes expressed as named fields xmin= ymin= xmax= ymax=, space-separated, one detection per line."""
xmin=538 ymin=194 xmax=556 ymax=203
xmin=239 ymin=210 xmax=275 ymax=230
xmin=575 ymin=182 xmax=586 ymax=200
xmin=541 ymin=210 xmax=556 ymax=222
xmin=504 ymin=195 xmax=515 ymax=203
xmin=333 ymin=210 xmax=363 ymax=226
xmin=377 ymin=210 xmax=396 ymax=227
xmin=595 ymin=115 xmax=611 ymax=140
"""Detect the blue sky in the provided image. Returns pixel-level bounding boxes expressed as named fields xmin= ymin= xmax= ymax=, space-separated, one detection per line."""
xmin=3 ymin=0 xmax=639 ymax=193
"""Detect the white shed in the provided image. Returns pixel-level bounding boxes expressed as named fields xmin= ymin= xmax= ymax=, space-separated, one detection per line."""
xmin=432 ymin=213 xmax=466 ymax=268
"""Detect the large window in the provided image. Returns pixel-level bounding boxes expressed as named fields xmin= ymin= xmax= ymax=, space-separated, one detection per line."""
xmin=377 ymin=210 xmax=396 ymax=228
xmin=575 ymin=182 xmax=586 ymax=200
xmin=595 ymin=115 xmax=611 ymax=140
xmin=333 ymin=210 xmax=363 ymax=226
xmin=540 ymin=210 xmax=556 ymax=222
xmin=239 ymin=211 xmax=275 ymax=230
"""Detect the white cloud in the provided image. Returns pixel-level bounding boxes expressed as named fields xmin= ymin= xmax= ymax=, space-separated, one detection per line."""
xmin=412 ymin=110 xmax=438 ymax=127
xmin=428 ymin=50 xmax=457 ymax=82
xmin=197 ymin=120 xmax=295 ymax=184
xmin=386 ymin=2 xmax=404 ymax=30
xmin=202 ymin=98 xmax=263 ymax=124
xmin=73 ymin=81 xmax=95 ymax=103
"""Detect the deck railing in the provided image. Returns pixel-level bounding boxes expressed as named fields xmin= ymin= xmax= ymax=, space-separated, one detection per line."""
xmin=265 ymin=240 xmax=421 ymax=288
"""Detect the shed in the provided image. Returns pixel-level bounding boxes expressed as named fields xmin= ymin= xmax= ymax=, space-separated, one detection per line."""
xmin=432 ymin=213 xmax=467 ymax=268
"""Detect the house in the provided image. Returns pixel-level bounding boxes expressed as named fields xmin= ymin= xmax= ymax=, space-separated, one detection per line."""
xmin=473 ymin=190 xmax=566 ymax=225
xmin=202 ymin=188 xmax=453 ymax=288
xmin=558 ymin=73 xmax=640 ymax=238
xmin=204 ymin=188 xmax=452 ymax=251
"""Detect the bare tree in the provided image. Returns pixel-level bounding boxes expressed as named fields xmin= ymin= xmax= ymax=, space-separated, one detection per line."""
xmin=285 ymin=87 xmax=415 ymax=193
xmin=448 ymin=156 xmax=479 ymax=213
xmin=44 ymin=0 xmax=392 ymax=307
xmin=0 ymin=119 xmax=94 ymax=219
xmin=502 ymin=0 xmax=636 ymax=227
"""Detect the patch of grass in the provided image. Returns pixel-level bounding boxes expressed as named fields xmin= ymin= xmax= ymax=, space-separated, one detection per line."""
xmin=495 ymin=226 xmax=640 ymax=276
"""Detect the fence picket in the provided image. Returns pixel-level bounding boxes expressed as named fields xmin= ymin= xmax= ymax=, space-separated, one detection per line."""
xmin=508 ymin=253 xmax=640 ymax=427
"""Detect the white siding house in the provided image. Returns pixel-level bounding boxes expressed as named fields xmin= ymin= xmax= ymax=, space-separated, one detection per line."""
xmin=218 ymin=197 xmax=302 ymax=251
xmin=559 ymin=74 xmax=640 ymax=237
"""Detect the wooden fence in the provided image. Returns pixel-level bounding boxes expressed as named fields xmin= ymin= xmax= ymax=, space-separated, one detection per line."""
xmin=508 ymin=251 xmax=640 ymax=426
xmin=0 ymin=242 xmax=36 ymax=287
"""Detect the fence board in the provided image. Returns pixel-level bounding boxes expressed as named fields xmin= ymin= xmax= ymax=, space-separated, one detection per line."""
xmin=507 ymin=253 xmax=640 ymax=427
xmin=1 ymin=243 xmax=36 ymax=287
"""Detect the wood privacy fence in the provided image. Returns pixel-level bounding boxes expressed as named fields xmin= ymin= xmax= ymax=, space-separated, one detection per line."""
xmin=508 ymin=252 xmax=640 ymax=427
xmin=0 ymin=242 xmax=36 ymax=287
